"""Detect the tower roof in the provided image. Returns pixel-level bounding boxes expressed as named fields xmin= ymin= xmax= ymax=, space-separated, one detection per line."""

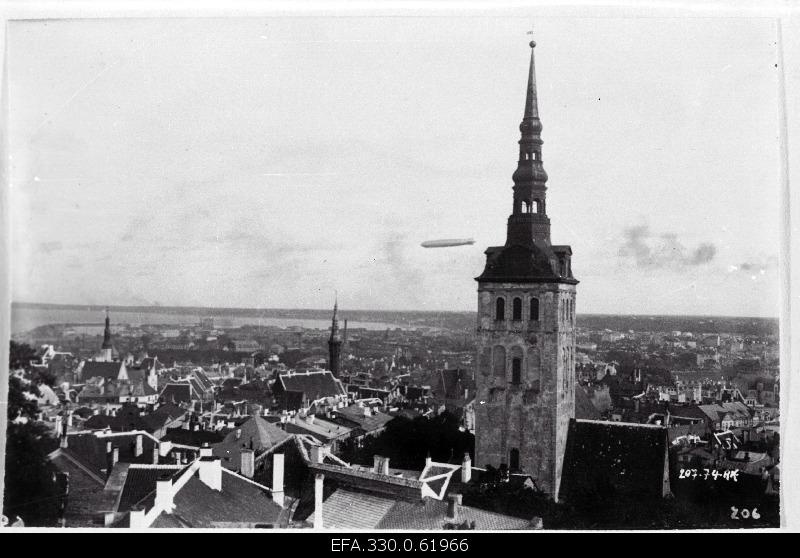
xmin=476 ymin=38 xmax=575 ymax=285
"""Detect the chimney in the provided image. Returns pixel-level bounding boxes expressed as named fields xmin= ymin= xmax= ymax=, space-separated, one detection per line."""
xmin=106 ymin=440 xmax=113 ymax=454
xmin=272 ymin=453 xmax=285 ymax=507
xmin=154 ymin=478 xmax=175 ymax=512
xmin=60 ymin=431 xmax=69 ymax=449
xmin=240 ymin=448 xmax=255 ymax=479
xmin=381 ymin=456 xmax=390 ymax=475
xmin=111 ymin=447 xmax=119 ymax=468
xmin=236 ymin=428 xmax=242 ymax=440
xmin=310 ymin=445 xmax=325 ymax=464
xmin=134 ymin=434 xmax=143 ymax=457
xmin=129 ymin=506 xmax=147 ymax=529
xmin=446 ymin=494 xmax=462 ymax=521
xmin=373 ymin=455 xmax=381 ymax=473
xmin=313 ymin=473 xmax=324 ymax=529
xmin=461 ymin=453 xmax=472 ymax=483
xmin=159 ymin=440 xmax=172 ymax=457
xmin=198 ymin=444 xmax=222 ymax=491
xmin=152 ymin=445 xmax=160 ymax=465
xmin=425 ymin=454 xmax=432 ymax=469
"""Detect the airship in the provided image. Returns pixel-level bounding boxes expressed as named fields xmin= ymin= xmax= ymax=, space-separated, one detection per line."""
xmin=420 ymin=238 xmax=476 ymax=248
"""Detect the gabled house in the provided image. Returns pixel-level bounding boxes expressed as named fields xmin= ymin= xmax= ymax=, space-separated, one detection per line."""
xmin=103 ymin=445 xmax=290 ymax=528
xmin=272 ymin=369 xmax=348 ymax=413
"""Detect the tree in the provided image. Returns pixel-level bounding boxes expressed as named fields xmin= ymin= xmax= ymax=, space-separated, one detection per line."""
xmin=3 ymin=342 xmax=60 ymax=526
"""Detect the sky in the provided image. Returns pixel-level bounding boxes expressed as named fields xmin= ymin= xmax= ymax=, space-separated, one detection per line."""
xmin=7 ymin=16 xmax=782 ymax=317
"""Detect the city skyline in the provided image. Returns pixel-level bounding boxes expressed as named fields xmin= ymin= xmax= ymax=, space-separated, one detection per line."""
xmin=8 ymin=17 xmax=781 ymax=317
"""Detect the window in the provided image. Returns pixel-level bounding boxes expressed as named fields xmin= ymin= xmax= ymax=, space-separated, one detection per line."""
xmin=512 ymin=297 xmax=522 ymax=321
xmin=512 ymin=358 xmax=522 ymax=384
xmin=530 ymin=298 xmax=539 ymax=321
xmin=495 ymin=297 xmax=505 ymax=321
xmin=510 ymin=448 xmax=520 ymax=472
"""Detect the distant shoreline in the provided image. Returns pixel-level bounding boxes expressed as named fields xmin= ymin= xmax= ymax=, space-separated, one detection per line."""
xmin=10 ymin=301 xmax=779 ymax=322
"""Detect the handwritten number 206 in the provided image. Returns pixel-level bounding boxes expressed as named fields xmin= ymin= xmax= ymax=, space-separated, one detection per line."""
xmin=731 ymin=507 xmax=760 ymax=520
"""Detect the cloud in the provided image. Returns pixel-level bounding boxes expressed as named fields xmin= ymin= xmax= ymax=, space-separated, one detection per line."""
xmin=617 ymin=225 xmax=717 ymax=270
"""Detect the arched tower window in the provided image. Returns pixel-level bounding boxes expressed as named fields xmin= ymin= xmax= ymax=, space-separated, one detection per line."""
xmin=530 ymin=297 xmax=539 ymax=321
xmin=492 ymin=346 xmax=506 ymax=377
xmin=495 ymin=297 xmax=505 ymax=321
xmin=512 ymin=297 xmax=522 ymax=321
xmin=510 ymin=448 xmax=520 ymax=472
xmin=511 ymin=358 xmax=522 ymax=384
xmin=532 ymin=199 xmax=541 ymax=214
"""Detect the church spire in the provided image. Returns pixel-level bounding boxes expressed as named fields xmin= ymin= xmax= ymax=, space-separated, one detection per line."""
xmin=330 ymin=297 xmax=340 ymax=341
xmin=328 ymin=298 xmax=342 ymax=377
xmin=508 ymin=39 xmax=550 ymax=247
xmin=102 ymin=307 xmax=112 ymax=349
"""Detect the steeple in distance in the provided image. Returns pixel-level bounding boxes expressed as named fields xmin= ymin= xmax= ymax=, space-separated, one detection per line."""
xmin=328 ymin=297 xmax=343 ymax=377
xmin=100 ymin=307 xmax=113 ymax=361
xmin=102 ymin=307 xmax=112 ymax=348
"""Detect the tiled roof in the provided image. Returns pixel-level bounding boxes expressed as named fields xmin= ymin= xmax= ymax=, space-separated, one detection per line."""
xmin=375 ymin=498 xmax=531 ymax=530
xmin=117 ymin=466 xmax=183 ymax=512
xmin=322 ymin=489 xmax=395 ymax=529
xmin=285 ymin=416 xmax=352 ymax=444
xmin=84 ymin=406 xmax=151 ymax=432
xmin=192 ymin=369 xmax=214 ymax=392
xmin=82 ymin=361 xmax=125 ymax=381
xmin=561 ymin=419 xmax=670 ymax=501
xmin=162 ymin=427 xmax=225 ymax=446
xmin=160 ymin=383 xmax=193 ymax=404
xmin=333 ymin=405 xmax=394 ymax=433
xmin=159 ymin=471 xmax=283 ymax=527
xmin=278 ymin=370 xmax=346 ymax=401
xmin=61 ymin=431 xmax=159 ymax=478
xmin=212 ymin=415 xmax=290 ymax=470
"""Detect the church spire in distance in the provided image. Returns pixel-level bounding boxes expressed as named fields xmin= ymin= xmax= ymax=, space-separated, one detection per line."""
xmin=102 ymin=307 xmax=112 ymax=349
xmin=328 ymin=297 xmax=342 ymax=377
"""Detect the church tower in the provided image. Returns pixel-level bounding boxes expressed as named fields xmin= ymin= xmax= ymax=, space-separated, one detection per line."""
xmin=101 ymin=307 xmax=113 ymax=362
xmin=474 ymin=39 xmax=578 ymax=501
xmin=328 ymin=299 xmax=342 ymax=377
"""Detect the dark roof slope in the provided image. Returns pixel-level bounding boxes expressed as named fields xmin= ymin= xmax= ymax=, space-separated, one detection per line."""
xmin=117 ymin=466 xmax=181 ymax=512
xmin=82 ymin=361 xmax=124 ymax=381
xmin=278 ymin=370 xmax=345 ymax=401
xmin=561 ymin=419 xmax=670 ymax=501
xmin=160 ymin=383 xmax=193 ymax=404
xmin=161 ymin=472 xmax=283 ymax=527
